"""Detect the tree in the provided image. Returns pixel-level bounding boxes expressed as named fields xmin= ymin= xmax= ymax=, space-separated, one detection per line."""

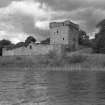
xmin=25 ymin=36 xmax=36 ymax=46
xmin=94 ymin=19 xmax=105 ymax=53
xmin=96 ymin=19 xmax=105 ymax=31
xmin=15 ymin=42 xmax=25 ymax=48
xmin=79 ymin=30 xmax=89 ymax=46
xmin=0 ymin=39 xmax=11 ymax=47
xmin=40 ymin=38 xmax=50 ymax=44
xmin=0 ymin=39 xmax=12 ymax=56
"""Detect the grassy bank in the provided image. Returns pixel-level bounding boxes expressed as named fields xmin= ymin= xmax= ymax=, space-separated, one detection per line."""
xmin=1 ymin=51 xmax=105 ymax=70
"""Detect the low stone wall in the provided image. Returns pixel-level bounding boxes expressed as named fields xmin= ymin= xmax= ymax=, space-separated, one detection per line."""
xmin=2 ymin=45 xmax=54 ymax=56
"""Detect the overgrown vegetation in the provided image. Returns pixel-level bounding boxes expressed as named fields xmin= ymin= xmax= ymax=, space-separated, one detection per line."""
xmin=37 ymin=51 xmax=88 ymax=67
xmin=16 ymin=56 xmax=22 ymax=60
xmin=65 ymin=54 xmax=87 ymax=64
xmin=0 ymin=51 xmax=88 ymax=68
xmin=1 ymin=52 xmax=105 ymax=69
xmin=79 ymin=30 xmax=91 ymax=47
xmin=93 ymin=19 xmax=105 ymax=53
xmin=38 ymin=51 xmax=64 ymax=66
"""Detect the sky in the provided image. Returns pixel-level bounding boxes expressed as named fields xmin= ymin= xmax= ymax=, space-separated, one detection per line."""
xmin=0 ymin=0 xmax=105 ymax=43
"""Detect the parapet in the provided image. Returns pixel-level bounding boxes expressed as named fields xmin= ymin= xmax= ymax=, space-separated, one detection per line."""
xmin=49 ymin=20 xmax=79 ymax=30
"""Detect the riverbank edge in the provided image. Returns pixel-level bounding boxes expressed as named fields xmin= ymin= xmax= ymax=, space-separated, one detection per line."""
xmin=0 ymin=67 xmax=104 ymax=71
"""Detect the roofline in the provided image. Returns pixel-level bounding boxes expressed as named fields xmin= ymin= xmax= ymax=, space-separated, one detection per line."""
xmin=49 ymin=20 xmax=79 ymax=30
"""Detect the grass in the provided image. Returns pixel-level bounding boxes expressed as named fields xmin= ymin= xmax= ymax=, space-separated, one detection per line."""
xmin=1 ymin=50 xmax=105 ymax=70
xmin=65 ymin=54 xmax=87 ymax=64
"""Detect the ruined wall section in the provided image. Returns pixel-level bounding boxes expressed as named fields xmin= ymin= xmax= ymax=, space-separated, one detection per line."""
xmin=3 ymin=20 xmax=80 ymax=56
xmin=3 ymin=44 xmax=54 ymax=56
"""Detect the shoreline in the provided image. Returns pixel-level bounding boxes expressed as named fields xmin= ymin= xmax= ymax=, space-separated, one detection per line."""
xmin=0 ymin=66 xmax=105 ymax=71
xmin=0 ymin=53 xmax=105 ymax=71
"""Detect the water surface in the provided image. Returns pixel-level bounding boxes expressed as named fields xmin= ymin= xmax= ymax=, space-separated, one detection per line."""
xmin=0 ymin=69 xmax=104 ymax=105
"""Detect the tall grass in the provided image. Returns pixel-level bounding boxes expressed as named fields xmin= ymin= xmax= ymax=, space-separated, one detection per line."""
xmin=42 ymin=51 xmax=87 ymax=66
xmin=39 ymin=51 xmax=63 ymax=66
xmin=0 ymin=51 xmax=88 ymax=68
xmin=65 ymin=54 xmax=87 ymax=64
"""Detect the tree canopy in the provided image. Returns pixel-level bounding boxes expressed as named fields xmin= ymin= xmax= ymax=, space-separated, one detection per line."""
xmin=25 ymin=36 xmax=36 ymax=46
xmin=93 ymin=19 xmax=105 ymax=53
xmin=15 ymin=42 xmax=25 ymax=48
xmin=0 ymin=39 xmax=12 ymax=56
xmin=96 ymin=19 xmax=105 ymax=30
xmin=78 ymin=30 xmax=90 ymax=46
xmin=0 ymin=39 xmax=11 ymax=47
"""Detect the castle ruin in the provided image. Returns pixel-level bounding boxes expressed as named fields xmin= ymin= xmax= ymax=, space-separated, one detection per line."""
xmin=2 ymin=20 xmax=79 ymax=56
xmin=50 ymin=20 xmax=79 ymax=54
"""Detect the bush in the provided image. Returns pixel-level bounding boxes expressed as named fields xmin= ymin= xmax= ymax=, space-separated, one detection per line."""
xmin=44 ymin=51 xmax=64 ymax=66
xmin=101 ymin=61 xmax=105 ymax=67
xmin=16 ymin=56 xmax=22 ymax=60
xmin=47 ymin=51 xmax=57 ymax=59
xmin=1 ymin=62 xmax=7 ymax=66
xmin=37 ymin=58 xmax=51 ymax=66
xmin=65 ymin=54 xmax=87 ymax=64
xmin=38 ymin=51 xmax=87 ymax=67
xmin=49 ymin=57 xmax=63 ymax=66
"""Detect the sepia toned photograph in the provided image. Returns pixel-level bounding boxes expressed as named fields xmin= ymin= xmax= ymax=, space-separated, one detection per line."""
xmin=0 ymin=0 xmax=105 ymax=105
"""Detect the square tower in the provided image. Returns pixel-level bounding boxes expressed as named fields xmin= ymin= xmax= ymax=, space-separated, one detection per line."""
xmin=49 ymin=20 xmax=79 ymax=50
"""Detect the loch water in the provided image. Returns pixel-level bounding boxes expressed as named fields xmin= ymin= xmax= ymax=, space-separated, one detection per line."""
xmin=0 ymin=69 xmax=104 ymax=105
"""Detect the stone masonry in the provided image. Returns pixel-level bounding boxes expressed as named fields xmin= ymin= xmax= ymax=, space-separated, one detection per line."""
xmin=2 ymin=20 xmax=79 ymax=56
xmin=50 ymin=20 xmax=79 ymax=51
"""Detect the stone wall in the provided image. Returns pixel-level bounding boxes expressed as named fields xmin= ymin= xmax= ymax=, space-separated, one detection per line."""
xmin=50 ymin=20 xmax=79 ymax=50
xmin=50 ymin=26 xmax=70 ymax=45
xmin=2 ymin=44 xmax=54 ymax=56
xmin=3 ymin=20 xmax=80 ymax=56
xmin=68 ymin=26 xmax=79 ymax=50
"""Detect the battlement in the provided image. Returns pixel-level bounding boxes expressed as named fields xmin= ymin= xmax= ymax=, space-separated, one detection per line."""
xmin=49 ymin=20 xmax=79 ymax=30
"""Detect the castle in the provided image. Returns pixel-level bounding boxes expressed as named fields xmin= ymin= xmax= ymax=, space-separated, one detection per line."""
xmin=2 ymin=20 xmax=79 ymax=56
xmin=50 ymin=20 xmax=79 ymax=50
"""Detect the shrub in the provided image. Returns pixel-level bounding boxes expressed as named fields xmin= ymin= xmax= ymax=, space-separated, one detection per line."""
xmin=38 ymin=58 xmax=51 ymax=66
xmin=47 ymin=51 xmax=57 ymax=59
xmin=101 ymin=61 xmax=105 ymax=67
xmin=16 ymin=56 xmax=22 ymax=60
xmin=66 ymin=54 xmax=87 ymax=64
xmin=39 ymin=51 xmax=87 ymax=66
xmin=44 ymin=51 xmax=64 ymax=66
xmin=1 ymin=62 xmax=7 ymax=66
xmin=49 ymin=57 xmax=63 ymax=66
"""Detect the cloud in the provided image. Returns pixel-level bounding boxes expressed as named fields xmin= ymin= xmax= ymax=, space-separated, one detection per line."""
xmin=0 ymin=0 xmax=55 ymax=42
xmin=0 ymin=0 xmax=105 ymax=42
xmin=35 ymin=21 xmax=50 ymax=30
xmin=38 ymin=0 xmax=105 ymax=11
xmin=0 ymin=0 xmax=21 ymax=7
xmin=0 ymin=30 xmax=28 ymax=44
xmin=37 ymin=0 xmax=105 ymax=33
xmin=9 ymin=1 xmax=51 ymax=19
xmin=66 ymin=7 xmax=105 ymax=32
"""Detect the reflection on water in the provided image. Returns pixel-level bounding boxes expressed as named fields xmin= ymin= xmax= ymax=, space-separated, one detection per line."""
xmin=0 ymin=69 xmax=105 ymax=105
xmin=96 ymin=71 xmax=105 ymax=105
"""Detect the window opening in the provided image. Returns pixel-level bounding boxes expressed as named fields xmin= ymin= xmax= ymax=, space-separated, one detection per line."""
xmin=56 ymin=29 xmax=59 ymax=34
xmin=30 ymin=45 xmax=32 ymax=49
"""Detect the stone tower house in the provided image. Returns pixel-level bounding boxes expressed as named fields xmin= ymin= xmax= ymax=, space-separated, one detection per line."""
xmin=49 ymin=20 xmax=79 ymax=50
